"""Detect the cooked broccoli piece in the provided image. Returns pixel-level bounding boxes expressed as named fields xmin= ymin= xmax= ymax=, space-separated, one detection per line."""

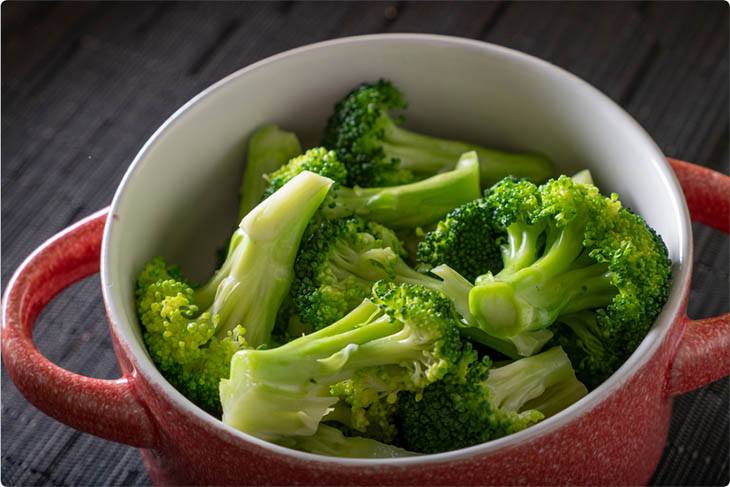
xmin=291 ymin=215 xmax=510 ymax=337
xmin=418 ymin=169 xmax=596 ymax=282
xmin=238 ymin=124 xmax=303 ymax=220
xmin=136 ymin=172 xmax=332 ymax=413
xmin=262 ymin=147 xmax=348 ymax=200
xmin=430 ymin=265 xmax=554 ymax=359
xmin=291 ymin=215 xmax=423 ymax=332
xmin=322 ymin=80 xmax=553 ymax=188
xmin=219 ymin=282 xmax=463 ymax=441
xmin=328 ymin=151 xmax=481 ymax=228
xmin=397 ymin=346 xmax=586 ymax=453
xmin=264 ymin=149 xmax=481 ymax=230
xmin=417 ymin=197 xmax=503 ymax=282
xmin=550 ymin=311 xmax=621 ymax=388
xmin=279 ymin=424 xmax=417 ymax=458
xmin=467 ymin=176 xmax=671 ymax=385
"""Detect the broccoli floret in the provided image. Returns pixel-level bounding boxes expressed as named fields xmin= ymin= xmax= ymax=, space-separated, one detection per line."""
xmin=417 ymin=197 xmax=504 ymax=282
xmin=262 ymin=147 xmax=348 ymax=200
xmin=238 ymin=124 xmax=303 ymax=220
xmin=291 ymin=216 xmax=490 ymax=334
xmin=136 ymin=171 xmax=332 ymax=414
xmin=279 ymin=424 xmax=417 ymax=458
xmin=550 ymin=311 xmax=621 ymax=389
xmin=219 ymin=282 xmax=463 ymax=441
xmin=322 ymin=80 xmax=553 ymax=188
xmin=467 ymin=176 xmax=671 ymax=385
xmin=292 ymin=216 xmax=417 ymax=331
xmin=397 ymin=346 xmax=586 ymax=453
xmin=328 ymin=150 xmax=481 ymax=228
xmin=418 ymin=169 xmax=595 ymax=281
xmin=266 ymin=149 xmax=481 ymax=230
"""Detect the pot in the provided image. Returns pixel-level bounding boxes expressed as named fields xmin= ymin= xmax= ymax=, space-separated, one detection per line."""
xmin=3 ymin=34 xmax=729 ymax=485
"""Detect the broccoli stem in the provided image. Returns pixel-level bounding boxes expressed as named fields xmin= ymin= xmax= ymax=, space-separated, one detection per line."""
xmin=484 ymin=346 xmax=578 ymax=412
xmin=194 ymin=171 xmax=333 ymax=347
xmin=500 ymin=222 xmax=546 ymax=273
xmin=238 ymin=125 xmax=302 ymax=220
xmin=430 ymin=264 xmax=553 ymax=358
xmin=330 ymin=151 xmax=481 ymax=228
xmin=381 ymin=122 xmax=553 ymax=186
xmin=521 ymin=372 xmax=588 ymax=417
xmin=279 ymin=424 xmax=417 ymax=458
xmin=469 ymin=213 xmax=617 ymax=339
xmin=556 ymin=311 xmax=606 ymax=358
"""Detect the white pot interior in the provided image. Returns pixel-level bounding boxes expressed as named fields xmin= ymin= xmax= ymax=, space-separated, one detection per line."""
xmin=101 ymin=34 xmax=691 ymax=460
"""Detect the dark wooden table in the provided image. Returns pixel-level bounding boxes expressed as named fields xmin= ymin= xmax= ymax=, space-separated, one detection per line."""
xmin=2 ymin=2 xmax=728 ymax=485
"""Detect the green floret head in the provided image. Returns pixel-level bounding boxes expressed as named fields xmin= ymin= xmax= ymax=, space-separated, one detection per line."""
xmin=327 ymin=283 xmax=465 ymax=442
xmin=417 ymin=197 xmax=504 ymax=282
xmin=397 ymin=346 xmax=585 ymax=453
xmin=370 ymin=280 xmax=464 ymax=377
xmin=136 ymin=258 xmax=247 ymax=415
xmin=322 ymin=80 xmax=414 ymax=187
xmin=292 ymin=216 xmax=407 ymax=331
xmin=262 ymin=147 xmax=348 ymax=199
xmin=484 ymin=176 xmax=542 ymax=228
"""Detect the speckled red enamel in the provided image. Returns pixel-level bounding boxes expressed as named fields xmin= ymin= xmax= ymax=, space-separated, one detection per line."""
xmin=2 ymin=159 xmax=729 ymax=486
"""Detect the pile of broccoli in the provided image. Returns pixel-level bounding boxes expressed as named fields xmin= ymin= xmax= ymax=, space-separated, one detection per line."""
xmin=136 ymin=80 xmax=671 ymax=457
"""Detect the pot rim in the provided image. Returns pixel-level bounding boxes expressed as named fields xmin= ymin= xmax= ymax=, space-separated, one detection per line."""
xmin=100 ymin=33 xmax=692 ymax=466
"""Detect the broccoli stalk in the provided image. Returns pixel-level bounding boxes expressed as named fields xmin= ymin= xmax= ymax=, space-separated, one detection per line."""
xmin=322 ymin=80 xmax=553 ymax=188
xmin=136 ymin=171 xmax=332 ymax=413
xmin=430 ymin=264 xmax=554 ymax=358
xmin=219 ymin=282 xmax=463 ymax=441
xmin=262 ymin=148 xmax=481 ymax=229
xmin=397 ymin=346 xmax=586 ymax=453
xmin=327 ymin=151 xmax=481 ymax=228
xmin=238 ymin=124 xmax=302 ymax=220
xmin=279 ymin=424 xmax=417 ymax=458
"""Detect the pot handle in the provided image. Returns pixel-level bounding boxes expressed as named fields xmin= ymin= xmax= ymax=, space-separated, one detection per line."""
xmin=667 ymin=159 xmax=730 ymax=396
xmin=1 ymin=208 xmax=158 ymax=447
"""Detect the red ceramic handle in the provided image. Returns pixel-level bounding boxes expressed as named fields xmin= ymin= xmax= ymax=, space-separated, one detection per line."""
xmin=668 ymin=159 xmax=730 ymax=396
xmin=1 ymin=208 xmax=157 ymax=447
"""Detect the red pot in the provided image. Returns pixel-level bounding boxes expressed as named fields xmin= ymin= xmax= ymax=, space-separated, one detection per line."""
xmin=3 ymin=36 xmax=729 ymax=485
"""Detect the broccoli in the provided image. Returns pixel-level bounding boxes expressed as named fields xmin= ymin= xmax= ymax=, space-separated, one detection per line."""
xmin=430 ymin=265 xmax=554 ymax=359
xmin=291 ymin=215 xmax=420 ymax=332
xmin=322 ymin=80 xmax=553 ymax=188
xmin=238 ymin=124 xmax=303 ymax=220
xmin=397 ymin=346 xmax=586 ymax=453
xmin=264 ymin=149 xmax=481 ymax=230
xmin=219 ymin=282 xmax=463 ymax=441
xmin=417 ymin=169 xmax=597 ymax=282
xmin=551 ymin=311 xmax=621 ymax=388
xmin=417 ymin=197 xmax=504 ymax=282
xmin=330 ymin=151 xmax=481 ymax=228
xmin=290 ymin=215 xmax=497 ymax=338
xmin=136 ymin=171 xmax=332 ymax=413
xmin=466 ymin=176 xmax=671 ymax=385
xmin=279 ymin=424 xmax=417 ymax=458
xmin=262 ymin=147 xmax=347 ymax=200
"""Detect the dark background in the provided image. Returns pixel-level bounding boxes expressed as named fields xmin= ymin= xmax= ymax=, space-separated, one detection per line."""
xmin=2 ymin=1 xmax=728 ymax=485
